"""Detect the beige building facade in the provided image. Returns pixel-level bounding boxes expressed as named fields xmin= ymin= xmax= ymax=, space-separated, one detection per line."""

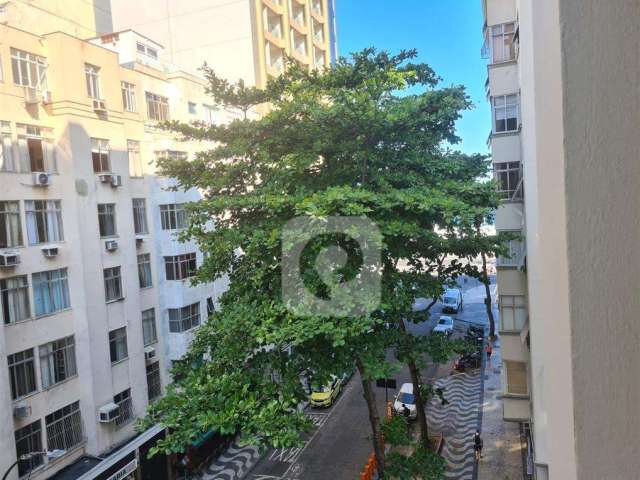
xmin=108 ymin=0 xmax=338 ymax=87
xmin=483 ymin=0 xmax=640 ymax=479
xmin=0 ymin=6 xmax=232 ymax=480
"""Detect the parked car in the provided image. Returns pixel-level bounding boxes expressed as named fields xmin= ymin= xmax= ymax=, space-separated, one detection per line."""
xmin=433 ymin=316 xmax=454 ymax=336
xmin=442 ymin=288 xmax=463 ymax=313
xmin=393 ymin=383 xmax=417 ymax=420
xmin=309 ymin=375 xmax=343 ymax=407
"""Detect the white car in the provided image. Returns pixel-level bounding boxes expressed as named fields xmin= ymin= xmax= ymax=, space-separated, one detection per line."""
xmin=433 ymin=316 xmax=454 ymax=336
xmin=442 ymin=288 xmax=463 ymax=313
xmin=393 ymin=383 xmax=417 ymax=420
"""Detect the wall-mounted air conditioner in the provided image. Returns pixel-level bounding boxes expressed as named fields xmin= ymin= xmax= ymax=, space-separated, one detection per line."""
xmin=110 ymin=175 xmax=122 ymax=188
xmin=0 ymin=251 xmax=20 ymax=267
xmin=24 ymin=87 xmax=40 ymax=105
xmin=144 ymin=346 xmax=156 ymax=361
xmin=41 ymin=245 xmax=59 ymax=258
xmin=93 ymin=99 xmax=107 ymax=113
xmin=105 ymin=240 xmax=118 ymax=252
xmin=98 ymin=403 xmax=120 ymax=423
xmin=98 ymin=173 xmax=113 ymax=183
xmin=42 ymin=90 xmax=53 ymax=104
xmin=13 ymin=405 xmax=32 ymax=419
xmin=32 ymin=171 xmax=51 ymax=187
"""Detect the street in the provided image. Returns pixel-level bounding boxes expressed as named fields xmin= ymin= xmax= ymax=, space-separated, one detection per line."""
xmin=242 ymin=277 xmax=494 ymax=480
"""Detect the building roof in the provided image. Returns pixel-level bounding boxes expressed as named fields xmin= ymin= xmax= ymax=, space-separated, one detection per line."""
xmin=48 ymin=456 xmax=103 ymax=480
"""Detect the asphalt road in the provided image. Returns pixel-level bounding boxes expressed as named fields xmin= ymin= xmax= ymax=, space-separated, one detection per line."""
xmin=246 ymin=276 xmax=494 ymax=480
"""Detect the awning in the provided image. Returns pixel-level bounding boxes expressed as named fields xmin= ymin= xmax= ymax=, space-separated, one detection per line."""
xmin=75 ymin=424 xmax=164 ymax=480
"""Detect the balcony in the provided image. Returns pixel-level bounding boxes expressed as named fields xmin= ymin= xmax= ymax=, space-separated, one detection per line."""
xmin=497 ymin=238 xmax=525 ymax=269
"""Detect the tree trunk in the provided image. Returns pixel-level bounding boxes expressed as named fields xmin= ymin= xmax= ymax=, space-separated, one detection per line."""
xmin=480 ymin=251 xmax=496 ymax=338
xmin=356 ymin=356 xmax=385 ymax=478
xmin=398 ymin=319 xmax=430 ymax=448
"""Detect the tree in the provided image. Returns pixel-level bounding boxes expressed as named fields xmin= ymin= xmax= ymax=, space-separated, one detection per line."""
xmin=143 ymin=49 xmax=506 ymax=478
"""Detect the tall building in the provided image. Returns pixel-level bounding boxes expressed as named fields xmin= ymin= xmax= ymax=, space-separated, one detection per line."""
xmin=482 ymin=1 xmax=640 ymax=479
xmin=108 ymin=0 xmax=339 ymax=86
xmin=0 ymin=8 xmax=232 ymax=480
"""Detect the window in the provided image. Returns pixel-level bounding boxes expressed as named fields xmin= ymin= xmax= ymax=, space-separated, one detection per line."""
xmin=499 ymin=295 xmax=527 ymax=332
xmin=203 ymin=104 xmax=215 ymax=125
xmin=32 ymin=268 xmax=70 ymax=317
xmin=8 ymin=348 xmax=37 ymax=399
xmin=491 ymin=22 xmax=516 ymax=63
xmin=11 ymin=48 xmax=47 ymax=89
xmin=45 ymin=401 xmax=83 ymax=451
xmin=97 ymin=203 xmax=117 ymax=237
xmin=206 ymin=296 xmax=215 ymax=316
xmin=40 ymin=336 xmax=77 ymax=388
xmin=494 ymin=162 xmax=523 ymax=200
xmin=136 ymin=42 xmax=158 ymax=59
xmin=91 ymin=138 xmax=110 ymax=173
xmin=137 ymin=253 xmax=152 ymax=289
xmin=169 ymin=303 xmax=201 ymax=332
xmin=109 ymin=327 xmax=128 ymax=363
xmin=146 ymin=361 xmax=161 ymax=401
xmin=121 ymin=82 xmax=136 ymax=112
xmin=155 ymin=150 xmax=187 ymax=162
xmin=497 ymin=236 xmax=524 ymax=267
xmin=127 ymin=140 xmax=143 ymax=177
xmin=114 ymin=389 xmax=133 ymax=427
xmin=504 ymin=361 xmax=528 ymax=395
xmin=0 ymin=201 xmax=22 ymax=247
xmin=25 ymin=200 xmax=64 ymax=245
xmin=132 ymin=198 xmax=148 ymax=235
xmin=164 ymin=253 xmax=197 ymax=281
xmin=104 ymin=266 xmax=123 ymax=302
xmin=159 ymin=203 xmax=187 ymax=230
xmin=188 ymin=102 xmax=197 ymax=114
xmin=84 ymin=63 xmax=101 ymax=99
xmin=15 ymin=421 xmax=44 ymax=477
xmin=142 ymin=308 xmax=157 ymax=346
xmin=493 ymin=94 xmax=519 ymax=133
xmin=145 ymin=92 xmax=169 ymax=121
xmin=0 ymin=121 xmax=15 ymax=172
xmin=17 ymin=125 xmax=56 ymax=173
xmin=1 ymin=275 xmax=30 ymax=325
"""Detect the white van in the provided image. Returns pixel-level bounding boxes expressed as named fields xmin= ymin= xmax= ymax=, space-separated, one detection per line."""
xmin=442 ymin=288 xmax=463 ymax=313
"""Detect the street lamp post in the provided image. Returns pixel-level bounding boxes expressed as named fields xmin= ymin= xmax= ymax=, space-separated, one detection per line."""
xmin=2 ymin=450 xmax=65 ymax=480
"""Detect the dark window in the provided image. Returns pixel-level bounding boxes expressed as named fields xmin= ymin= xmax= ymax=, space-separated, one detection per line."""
xmin=109 ymin=327 xmax=128 ymax=363
xmin=146 ymin=361 xmax=161 ymax=401
xmin=8 ymin=348 xmax=37 ymax=399
xmin=168 ymin=302 xmax=200 ymax=332
xmin=137 ymin=254 xmax=152 ymax=289
xmin=97 ymin=203 xmax=116 ymax=237
xmin=15 ymin=421 xmax=44 ymax=476
xmin=114 ymin=389 xmax=133 ymax=427
xmin=103 ymin=266 xmax=123 ymax=302
xmin=164 ymin=253 xmax=197 ymax=280
xmin=39 ymin=335 xmax=77 ymax=388
xmin=45 ymin=401 xmax=83 ymax=451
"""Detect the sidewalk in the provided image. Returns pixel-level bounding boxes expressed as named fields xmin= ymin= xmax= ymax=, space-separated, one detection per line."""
xmin=477 ymin=337 xmax=525 ymax=480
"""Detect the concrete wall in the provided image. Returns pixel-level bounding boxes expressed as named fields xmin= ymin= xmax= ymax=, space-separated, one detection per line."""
xmin=518 ymin=0 xmax=577 ymax=477
xmin=558 ymin=1 xmax=640 ymax=479
xmin=109 ymin=0 xmax=259 ymax=83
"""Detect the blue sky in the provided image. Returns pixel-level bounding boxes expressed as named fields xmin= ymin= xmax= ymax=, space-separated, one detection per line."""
xmin=335 ymin=0 xmax=489 ymax=155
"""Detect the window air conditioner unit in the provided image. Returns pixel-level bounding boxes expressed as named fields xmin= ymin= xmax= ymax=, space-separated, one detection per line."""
xmin=105 ymin=240 xmax=118 ymax=252
xmin=110 ymin=175 xmax=123 ymax=187
xmin=135 ymin=236 xmax=144 ymax=247
xmin=32 ymin=171 xmax=51 ymax=187
xmin=144 ymin=346 xmax=156 ymax=361
xmin=93 ymin=99 xmax=107 ymax=112
xmin=98 ymin=173 xmax=113 ymax=183
xmin=41 ymin=245 xmax=59 ymax=258
xmin=98 ymin=403 xmax=120 ymax=423
xmin=0 ymin=251 xmax=20 ymax=267
xmin=42 ymin=90 xmax=53 ymax=104
xmin=13 ymin=405 xmax=32 ymax=420
xmin=24 ymin=87 xmax=41 ymax=105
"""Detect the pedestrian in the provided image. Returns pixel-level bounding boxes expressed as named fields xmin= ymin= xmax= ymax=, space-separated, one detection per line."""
xmin=474 ymin=430 xmax=483 ymax=461
xmin=485 ymin=341 xmax=493 ymax=365
xmin=402 ymin=403 xmax=411 ymax=435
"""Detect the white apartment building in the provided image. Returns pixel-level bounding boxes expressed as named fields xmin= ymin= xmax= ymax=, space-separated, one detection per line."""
xmin=483 ymin=1 xmax=640 ymax=479
xmin=0 ymin=7 xmax=231 ymax=480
